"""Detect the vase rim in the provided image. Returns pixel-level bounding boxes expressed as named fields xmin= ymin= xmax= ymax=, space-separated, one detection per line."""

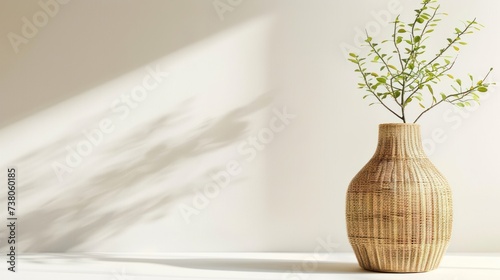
xmin=379 ymin=123 xmax=420 ymax=127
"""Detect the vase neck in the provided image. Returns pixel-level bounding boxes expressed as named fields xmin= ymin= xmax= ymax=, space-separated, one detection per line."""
xmin=374 ymin=124 xmax=426 ymax=158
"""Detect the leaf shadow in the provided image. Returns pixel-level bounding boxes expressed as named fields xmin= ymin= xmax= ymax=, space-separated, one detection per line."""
xmin=0 ymin=93 xmax=272 ymax=252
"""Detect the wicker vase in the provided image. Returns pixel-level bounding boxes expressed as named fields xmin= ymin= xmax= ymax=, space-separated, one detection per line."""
xmin=346 ymin=123 xmax=452 ymax=273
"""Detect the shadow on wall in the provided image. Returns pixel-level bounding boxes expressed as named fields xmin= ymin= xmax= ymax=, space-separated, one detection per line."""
xmin=0 ymin=0 xmax=267 ymax=128
xmin=0 ymin=93 xmax=272 ymax=252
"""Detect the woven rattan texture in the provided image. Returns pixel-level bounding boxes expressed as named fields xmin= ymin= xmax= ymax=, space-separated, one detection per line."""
xmin=346 ymin=124 xmax=453 ymax=272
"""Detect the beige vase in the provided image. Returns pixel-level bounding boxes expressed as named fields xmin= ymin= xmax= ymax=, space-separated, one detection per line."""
xmin=346 ymin=123 xmax=453 ymax=272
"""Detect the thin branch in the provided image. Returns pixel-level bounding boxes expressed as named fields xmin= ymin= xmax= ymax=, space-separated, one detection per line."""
xmin=355 ymin=61 xmax=403 ymax=120
xmin=401 ymin=79 xmax=406 ymax=123
xmin=366 ymin=31 xmax=396 ymax=78
xmin=389 ymin=76 xmax=403 ymax=108
xmin=412 ymin=68 xmax=493 ymax=123
xmin=403 ymin=5 xmax=438 ymax=82
xmin=419 ymin=5 xmax=439 ymax=40
xmin=422 ymin=18 xmax=476 ymax=70
xmin=392 ymin=17 xmax=405 ymax=70
xmin=406 ymin=57 xmax=457 ymax=101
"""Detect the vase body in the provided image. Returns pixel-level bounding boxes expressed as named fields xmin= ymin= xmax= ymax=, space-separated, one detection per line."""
xmin=346 ymin=124 xmax=452 ymax=272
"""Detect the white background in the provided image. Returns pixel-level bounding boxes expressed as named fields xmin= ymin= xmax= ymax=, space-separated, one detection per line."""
xmin=0 ymin=0 xmax=499 ymax=254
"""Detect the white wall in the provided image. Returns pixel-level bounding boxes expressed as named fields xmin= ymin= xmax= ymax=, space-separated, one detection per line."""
xmin=0 ymin=0 xmax=499 ymax=253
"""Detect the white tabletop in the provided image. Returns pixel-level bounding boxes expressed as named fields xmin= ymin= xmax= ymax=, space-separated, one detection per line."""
xmin=2 ymin=253 xmax=499 ymax=279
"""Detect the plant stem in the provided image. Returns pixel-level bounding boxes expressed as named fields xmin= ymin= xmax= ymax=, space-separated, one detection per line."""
xmin=412 ymin=68 xmax=493 ymax=123
xmin=401 ymin=80 xmax=406 ymax=123
xmin=392 ymin=17 xmax=405 ymax=70
xmin=422 ymin=19 xmax=476 ymax=70
xmin=355 ymin=62 xmax=403 ymax=121
xmin=406 ymin=57 xmax=457 ymax=101
xmin=366 ymin=31 xmax=396 ymax=79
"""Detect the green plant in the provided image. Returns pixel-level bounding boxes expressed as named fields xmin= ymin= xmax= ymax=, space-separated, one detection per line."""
xmin=348 ymin=0 xmax=494 ymax=123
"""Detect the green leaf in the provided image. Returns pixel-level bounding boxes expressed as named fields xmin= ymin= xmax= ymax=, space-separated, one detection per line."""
xmin=441 ymin=93 xmax=447 ymax=100
xmin=417 ymin=17 xmax=425 ymax=24
xmin=388 ymin=65 xmax=398 ymax=70
xmin=447 ymin=74 xmax=454 ymax=79
xmin=414 ymin=36 xmax=421 ymax=43
xmin=427 ymin=84 xmax=434 ymax=94
xmin=478 ymin=86 xmax=488 ymax=92
xmin=456 ymin=103 xmax=465 ymax=107
xmin=376 ymin=77 xmax=387 ymax=83
xmin=459 ymin=41 xmax=468 ymax=45
xmin=398 ymin=28 xmax=406 ymax=33
xmin=349 ymin=53 xmax=357 ymax=57
xmin=371 ymin=72 xmax=379 ymax=77
xmin=403 ymin=97 xmax=413 ymax=107
xmin=396 ymin=36 xmax=403 ymax=44
xmin=419 ymin=103 xmax=425 ymax=108
xmin=366 ymin=37 xmax=373 ymax=42
xmin=453 ymin=45 xmax=460 ymax=51
xmin=456 ymin=79 xmax=462 ymax=86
